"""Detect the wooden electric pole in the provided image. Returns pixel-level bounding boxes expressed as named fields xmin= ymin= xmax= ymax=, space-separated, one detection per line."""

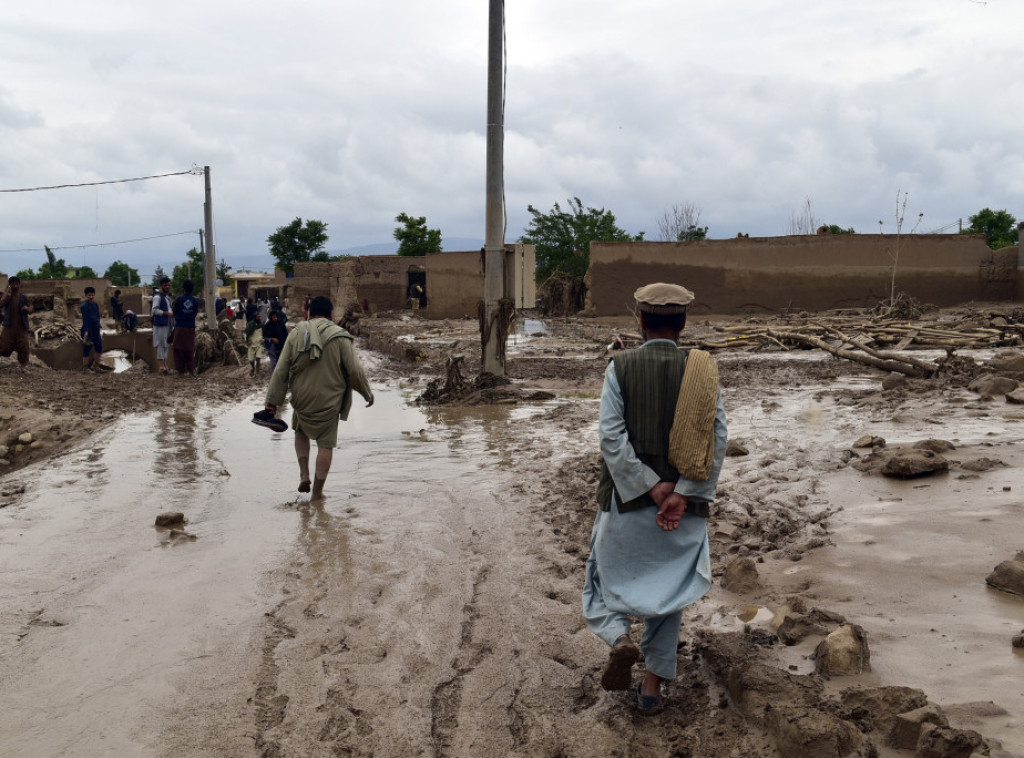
xmin=481 ymin=0 xmax=506 ymax=376
xmin=203 ymin=166 xmax=217 ymax=325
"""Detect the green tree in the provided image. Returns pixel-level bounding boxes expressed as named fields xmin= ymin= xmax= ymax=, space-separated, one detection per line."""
xmin=73 ymin=265 xmax=98 ymax=279
xmin=104 ymin=260 xmax=141 ymax=287
xmin=37 ymin=246 xmax=68 ymax=279
xmin=962 ymin=208 xmax=1018 ymax=249
xmin=520 ymin=197 xmax=643 ymax=281
xmin=393 ymin=212 xmax=443 ymax=256
xmin=150 ymin=265 xmax=167 ymax=288
xmin=216 ymin=259 xmax=232 ymax=286
xmin=267 ymin=217 xmax=330 ymax=272
xmin=14 ymin=268 xmax=36 ymax=280
xmin=825 ymin=224 xmax=855 ymax=234
xmin=170 ymin=248 xmax=205 ymax=294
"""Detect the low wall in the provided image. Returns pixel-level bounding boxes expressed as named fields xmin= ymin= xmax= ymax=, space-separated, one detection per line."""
xmin=34 ymin=330 xmax=158 ymax=371
xmin=585 ymin=234 xmax=1013 ymax=315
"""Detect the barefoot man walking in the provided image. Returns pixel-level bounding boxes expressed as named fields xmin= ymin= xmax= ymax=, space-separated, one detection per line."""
xmin=263 ymin=296 xmax=374 ymax=499
xmin=583 ymin=282 xmax=727 ymax=712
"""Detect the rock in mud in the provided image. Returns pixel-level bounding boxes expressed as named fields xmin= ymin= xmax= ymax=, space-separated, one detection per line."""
xmin=776 ymin=609 xmax=844 ymax=646
xmin=18 ymin=432 xmax=32 ymax=444
xmin=913 ymin=438 xmax=956 ymax=453
xmin=852 ymin=435 xmax=886 ymax=449
xmin=916 ymin=722 xmax=984 ymax=758
xmin=882 ymin=374 xmax=908 ymax=391
xmin=1012 ymin=631 xmax=1024 ymax=648
xmin=985 ymin=352 xmax=1024 ymax=375
xmin=155 ymin=512 xmax=186 ymax=527
xmin=1006 ymin=389 xmax=1024 ymax=404
xmin=880 ymin=449 xmax=949 ymax=478
xmin=726 ymin=439 xmax=749 ymax=456
xmin=814 ymin=624 xmax=871 ymax=678
xmin=888 ymin=703 xmax=949 ymax=749
xmin=840 ymin=685 xmax=928 ymax=737
xmin=968 ymin=374 xmax=1017 ymax=397
xmin=766 ymin=705 xmax=866 ymax=758
xmin=985 ymin=553 xmax=1024 ymax=596
xmin=960 ymin=457 xmax=1003 ymax=472
xmin=721 ymin=556 xmax=760 ymax=593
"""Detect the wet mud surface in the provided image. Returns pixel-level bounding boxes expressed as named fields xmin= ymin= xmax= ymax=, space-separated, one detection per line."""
xmin=2 ymin=311 xmax=1023 ymax=757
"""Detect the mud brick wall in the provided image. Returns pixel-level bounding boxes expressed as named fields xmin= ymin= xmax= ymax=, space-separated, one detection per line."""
xmin=354 ymin=256 xmax=416 ymax=312
xmin=585 ymin=235 xmax=1013 ymax=316
xmin=423 ymin=245 xmax=537 ymax=319
xmin=290 ymin=261 xmax=358 ymax=319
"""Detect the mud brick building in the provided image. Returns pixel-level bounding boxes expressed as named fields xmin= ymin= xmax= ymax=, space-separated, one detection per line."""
xmin=584 ymin=233 xmax=1018 ymax=315
xmin=286 ymin=245 xmax=536 ymax=319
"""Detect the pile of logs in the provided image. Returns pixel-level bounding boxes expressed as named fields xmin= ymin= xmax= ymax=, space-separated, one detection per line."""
xmin=680 ymin=310 xmax=1024 ymax=379
xmin=33 ymin=322 xmax=83 ymax=346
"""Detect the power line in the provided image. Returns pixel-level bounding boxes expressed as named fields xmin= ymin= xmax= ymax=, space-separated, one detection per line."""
xmin=0 ymin=165 xmax=204 ymax=193
xmin=0 ymin=229 xmax=201 ymax=254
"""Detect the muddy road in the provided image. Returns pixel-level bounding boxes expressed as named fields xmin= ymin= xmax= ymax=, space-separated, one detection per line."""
xmin=2 ymin=314 xmax=1023 ymax=757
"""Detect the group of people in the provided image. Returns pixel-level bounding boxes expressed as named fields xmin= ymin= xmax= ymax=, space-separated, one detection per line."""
xmin=150 ymin=277 xmax=201 ymax=375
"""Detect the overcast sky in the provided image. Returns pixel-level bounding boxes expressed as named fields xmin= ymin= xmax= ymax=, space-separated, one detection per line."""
xmin=1 ymin=0 xmax=1022 ymax=277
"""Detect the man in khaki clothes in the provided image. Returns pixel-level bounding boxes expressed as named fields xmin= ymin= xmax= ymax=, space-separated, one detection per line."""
xmin=263 ymin=296 xmax=374 ymax=499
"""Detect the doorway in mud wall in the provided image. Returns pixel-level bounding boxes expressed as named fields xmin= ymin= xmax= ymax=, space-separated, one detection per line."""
xmin=407 ymin=270 xmax=427 ymax=309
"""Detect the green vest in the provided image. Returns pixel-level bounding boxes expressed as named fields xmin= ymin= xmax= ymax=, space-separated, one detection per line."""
xmin=596 ymin=342 xmax=710 ymax=518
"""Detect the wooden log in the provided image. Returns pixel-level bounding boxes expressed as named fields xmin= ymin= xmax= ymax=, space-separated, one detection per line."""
xmin=766 ymin=329 xmax=937 ymax=378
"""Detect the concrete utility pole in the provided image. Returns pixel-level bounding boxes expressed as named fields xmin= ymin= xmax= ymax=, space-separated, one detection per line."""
xmin=202 ymin=166 xmax=217 ymax=325
xmin=481 ymin=0 xmax=506 ymax=375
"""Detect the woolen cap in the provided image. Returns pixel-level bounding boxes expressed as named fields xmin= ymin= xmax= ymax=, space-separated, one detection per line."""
xmin=634 ymin=282 xmax=695 ymax=314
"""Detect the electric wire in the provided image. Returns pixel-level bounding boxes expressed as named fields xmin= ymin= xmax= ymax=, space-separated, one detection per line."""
xmin=0 ymin=166 xmax=204 ymax=193
xmin=0 ymin=229 xmax=201 ymax=254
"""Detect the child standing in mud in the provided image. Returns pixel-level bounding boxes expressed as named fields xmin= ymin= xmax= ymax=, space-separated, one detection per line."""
xmin=583 ymin=282 xmax=728 ymax=711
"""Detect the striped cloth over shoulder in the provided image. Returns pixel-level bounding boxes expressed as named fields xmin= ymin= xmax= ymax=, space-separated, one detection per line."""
xmin=668 ymin=349 xmax=719 ymax=481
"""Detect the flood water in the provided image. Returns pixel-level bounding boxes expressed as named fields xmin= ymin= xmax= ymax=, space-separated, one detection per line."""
xmin=0 ymin=385 xmax=541 ymax=757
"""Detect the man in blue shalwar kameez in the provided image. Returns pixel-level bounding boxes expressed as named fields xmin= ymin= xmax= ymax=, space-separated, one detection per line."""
xmin=583 ymin=282 xmax=728 ymax=711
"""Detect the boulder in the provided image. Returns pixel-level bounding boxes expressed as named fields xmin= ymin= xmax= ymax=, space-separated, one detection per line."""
xmin=912 ymin=439 xmax=955 ymax=453
xmin=777 ymin=614 xmax=831 ymax=646
xmin=841 ymin=686 xmax=928 ymax=738
xmin=888 ymin=703 xmax=948 ymax=749
xmin=916 ymin=722 xmax=984 ymax=758
xmin=881 ymin=450 xmax=949 ymax=478
xmin=726 ymin=439 xmax=749 ymax=456
xmin=968 ymin=374 xmax=1018 ymax=396
xmin=852 ymin=435 xmax=885 ymax=449
xmin=721 ymin=557 xmax=760 ymax=594
xmin=960 ymin=457 xmax=1002 ymax=472
xmin=986 ymin=553 xmax=1024 ymax=596
xmin=882 ymin=374 xmax=908 ymax=391
xmin=814 ymin=624 xmax=871 ymax=677
xmin=155 ymin=512 xmax=186 ymax=527
xmin=1012 ymin=631 xmax=1024 ymax=648
xmin=985 ymin=352 xmax=1024 ymax=374
xmin=17 ymin=432 xmax=32 ymax=445
xmin=766 ymin=706 xmax=864 ymax=758
xmin=1006 ymin=389 xmax=1024 ymax=404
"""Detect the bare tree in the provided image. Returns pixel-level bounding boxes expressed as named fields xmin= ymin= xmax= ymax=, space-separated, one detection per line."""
xmin=881 ymin=189 xmax=924 ymax=308
xmin=657 ymin=202 xmax=706 ymax=241
xmin=787 ymin=198 xmax=819 ymax=235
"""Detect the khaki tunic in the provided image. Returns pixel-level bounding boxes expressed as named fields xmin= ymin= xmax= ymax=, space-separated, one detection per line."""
xmin=265 ymin=318 xmax=373 ymax=447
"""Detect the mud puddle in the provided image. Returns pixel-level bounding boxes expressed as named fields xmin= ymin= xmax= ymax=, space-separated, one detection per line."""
xmin=0 ymin=385 xmax=554 ymax=757
xmin=716 ymin=353 xmax=1024 ymax=752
